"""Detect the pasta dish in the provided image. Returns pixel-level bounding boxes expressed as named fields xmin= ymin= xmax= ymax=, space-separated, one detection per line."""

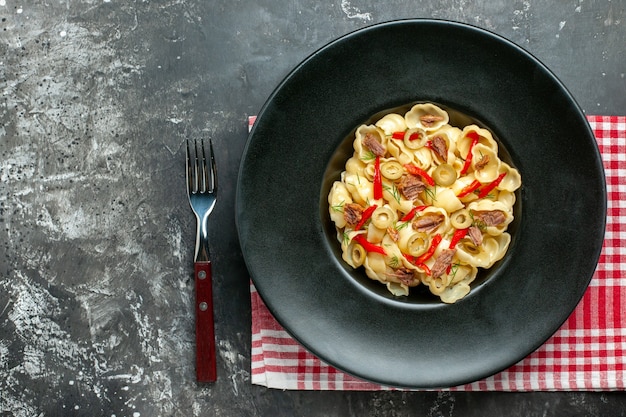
xmin=327 ymin=103 xmax=522 ymax=303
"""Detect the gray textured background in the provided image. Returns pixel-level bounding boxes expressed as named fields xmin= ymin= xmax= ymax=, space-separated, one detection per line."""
xmin=1 ymin=0 xmax=625 ymax=416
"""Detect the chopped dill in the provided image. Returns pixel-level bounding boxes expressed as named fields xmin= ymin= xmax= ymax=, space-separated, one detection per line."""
xmin=469 ymin=211 xmax=487 ymax=231
xmin=361 ymin=150 xmax=376 ymax=162
xmin=383 ymin=183 xmax=401 ymax=204
xmin=331 ymin=200 xmax=345 ymax=212
xmin=394 ymin=220 xmax=410 ymax=231
xmin=449 ymin=262 xmax=460 ymax=280
xmin=423 ymin=185 xmax=437 ymax=201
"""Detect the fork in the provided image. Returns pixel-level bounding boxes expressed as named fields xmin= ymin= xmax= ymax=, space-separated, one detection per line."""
xmin=186 ymin=138 xmax=217 ymax=382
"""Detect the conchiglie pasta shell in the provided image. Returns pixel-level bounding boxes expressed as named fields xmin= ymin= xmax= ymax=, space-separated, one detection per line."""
xmin=497 ymin=162 xmax=522 ymax=192
xmin=471 ymin=143 xmax=501 ymax=183
xmin=328 ymin=181 xmax=353 ymax=228
xmin=341 ymin=230 xmax=359 ymax=252
xmin=431 ymin=187 xmax=464 ymax=214
xmin=497 ymin=190 xmax=516 ymax=209
xmin=412 ymin=147 xmax=433 ymax=170
xmin=455 ymin=233 xmax=511 ymax=268
xmin=366 ymin=222 xmax=386 ymax=243
xmin=468 ymin=199 xmax=512 ymax=214
xmin=450 ymin=174 xmax=477 ymax=196
xmin=363 ymin=161 xmax=376 ymax=183
xmin=468 ymin=199 xmax=513 ymax=236
xmin=450 ymin=156 xmax=465 ymax=176
xmin=456 ymin=125 xmax=498 ymax=157
xmin=404 ymin=103 xmax=450 ymax=131
xmin=386 ymin=138 xmax=414 ymax=165
xmin=479 ymin=233 xmax=511 ymax=268
xmin=386 ymin=282 xmax=409 ymax=296
xmin=345 ymin=156 xmax=366 ymax=177
xmin=343 ymin=172 xmax=372 ymax=206
xmin=449 ymin=263 xmax=477 ymax=285
xmin=427 ymin=125 xmax=460 ymax=164
xmin=488 ymin=233 xmax=511 ymax=266
xmin=364 ymin=252 xmax=387 ymax=282
xmin=381 ymin=234 xmax=419 ymax=271
xmin=375 ymin=113 xmax=407 ymax=135
xmin=440 ymin=282 xmax=471 ymax=304
xmin=382 ymin=182 xmax=415 ymax=214
xmin=455 ymin=239 xmax=492 ymax=268
xmin=413 ymin=206 xmax=451 ymax=235
xmin=355 ymin=124 xmax=386 ymax=159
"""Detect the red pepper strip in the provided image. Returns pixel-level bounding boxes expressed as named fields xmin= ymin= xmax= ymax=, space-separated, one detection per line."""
xmin=402 ymin=254 xmax=432 ymax=275
xmin=414 ymin=234 xmax=442 ymax=265
xmin=477 ymin=172 xmax=507 ymax=198
xmin=457 ymin=179 xmax=482 ymax=198
xmin=392 ymin=132 xmax=421 ymax=141
xmin=373 ymin=156 xmax=383 ymax=200
xmin=449 ymin=228 xmax=469 ymax=249
xmin=403 ymin=164 xmax=435 ymax=187
xmin=400 ymin=205 xmax=428 ymax=222
xmin=353 ymin=234 xmax=386 ymax=255
xmin=403 ymin=253 xmax=418 ymax=264
xmin=408 ymin=132 xmax=421 ymax=141
xmin=355 ymin=204 xmax=377 ymax=230
xmin=460 ymin=131 xmax=480 ymax=175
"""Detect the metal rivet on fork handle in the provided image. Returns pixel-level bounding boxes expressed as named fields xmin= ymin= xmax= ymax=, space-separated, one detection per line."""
xmin=199 ymin=302 xmax=208 ymax=311
xmin=198 ymin=270 xmax=206 ymax=279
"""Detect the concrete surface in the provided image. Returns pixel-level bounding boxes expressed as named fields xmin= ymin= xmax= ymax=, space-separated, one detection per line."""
xmin=1 ymin=0 xmax=625 ymax=416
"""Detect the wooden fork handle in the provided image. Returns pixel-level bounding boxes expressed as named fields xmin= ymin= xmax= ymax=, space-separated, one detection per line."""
xmin=194 ymin=261 xmax=217 ymax=382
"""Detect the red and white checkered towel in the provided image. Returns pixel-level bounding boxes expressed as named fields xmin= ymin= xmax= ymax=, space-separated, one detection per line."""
xmin=248 ymin=115 xmax=626 ymax=391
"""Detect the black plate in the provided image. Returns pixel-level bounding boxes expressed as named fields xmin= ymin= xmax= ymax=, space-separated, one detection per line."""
xmin=236 ymin=19 xmax=606 ymax=388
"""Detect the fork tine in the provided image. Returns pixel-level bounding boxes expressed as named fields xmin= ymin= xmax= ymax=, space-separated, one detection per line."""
xmin=186 ymin=139 xmax=194 ymax=194
xmin=194 ymin=139 xmax=203 ymax=193
xmin=199 ymin=139 xmax=209 ymax=193
xmin=208 ymin=139 xmax=217 ymax=193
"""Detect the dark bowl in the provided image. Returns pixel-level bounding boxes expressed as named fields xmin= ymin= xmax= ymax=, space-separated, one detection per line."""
xmin=236 ymin=19 xmax=606 ymax=388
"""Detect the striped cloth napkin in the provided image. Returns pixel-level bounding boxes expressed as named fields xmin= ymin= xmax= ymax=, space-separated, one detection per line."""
xmin=248 ymin=115 xmax=626 ymax=391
